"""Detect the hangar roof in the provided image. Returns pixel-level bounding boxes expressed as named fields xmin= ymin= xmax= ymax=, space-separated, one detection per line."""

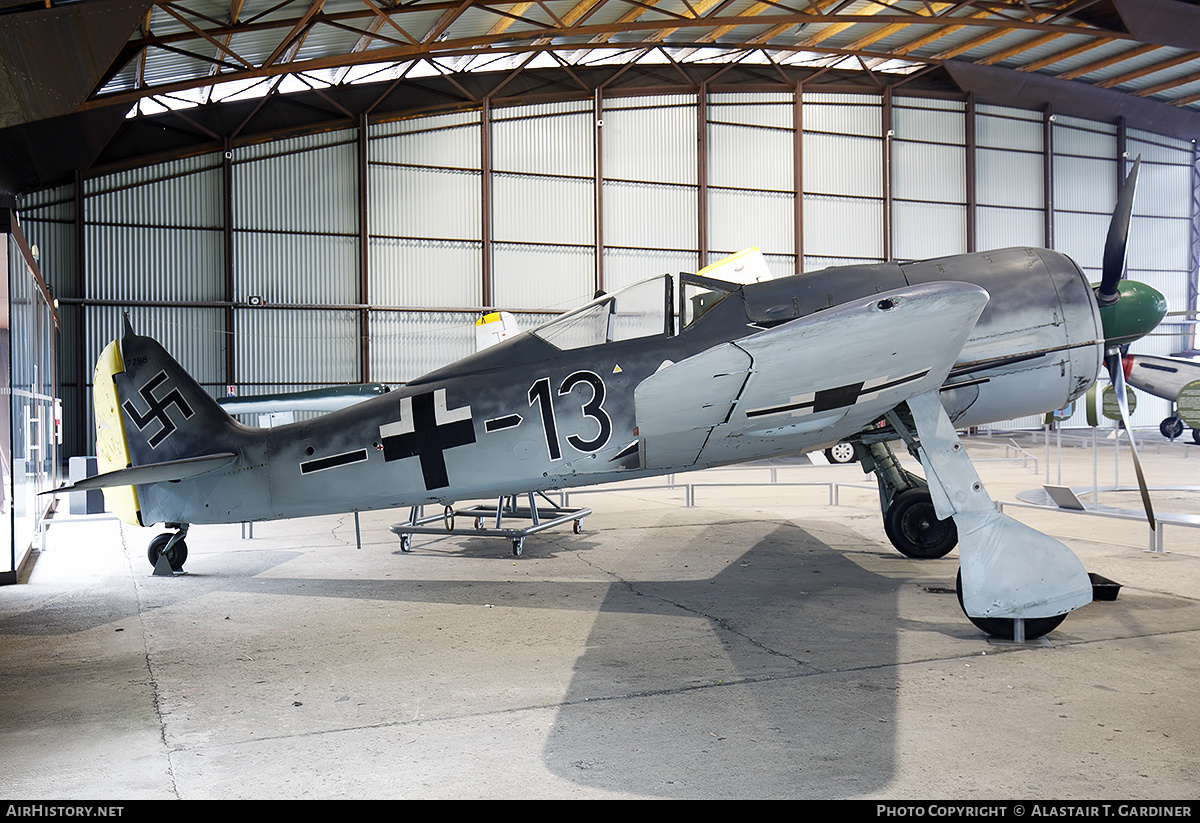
xmin=4 ymin=0 xmax=1200 ymax=195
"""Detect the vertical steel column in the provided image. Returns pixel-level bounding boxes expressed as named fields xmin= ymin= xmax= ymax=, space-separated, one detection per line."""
xmin=697 ymin=82 xmax=708 ymax=271
xmin=1117 ymin=116 xmax=1128 ymax=183
xmin=1043 ymin=107 xmax=1055 ymax=249
xmin=358 ymin=113 xmax=371 ymax=383
xmin=965 ymin=93 xmax=977 ymax=254
xmin=481 ymin=98 xmax=493 ymax=307
xmin=793 ymin=82 xmax=804 ymax=273
xmin=223 ymin=139 xmax=236 ymax=388
xmin=72 ymin=169 xmax=86 ymax=455
xmin=1189 ymin=141 xmax=1200 ymax=356
xmin=594 ymin=89 xmax=605 ymax=295
xmin=882 ymin=86 xmax=893 ymax=262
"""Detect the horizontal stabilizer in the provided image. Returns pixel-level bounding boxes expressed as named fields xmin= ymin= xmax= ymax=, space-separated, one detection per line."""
xmin=44 ymin=452 xmax=237 ymax=495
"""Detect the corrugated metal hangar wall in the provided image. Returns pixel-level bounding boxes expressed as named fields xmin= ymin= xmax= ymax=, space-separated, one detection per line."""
xmin=15 ymin=89 xmax=1199 ymax=459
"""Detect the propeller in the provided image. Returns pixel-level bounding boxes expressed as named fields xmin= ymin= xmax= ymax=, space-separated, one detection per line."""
xmin=1105 ymin=349 xmax=1156 ymax=530
xmin=1097 ymin=158 xmax=1140 ymax=307
xmin=1094 ymin=156 xmax=1166 ymax=531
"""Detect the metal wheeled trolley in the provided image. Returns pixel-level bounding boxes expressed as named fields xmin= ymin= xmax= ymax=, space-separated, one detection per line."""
xmin=389 ymin=491 xmax=591 ymax=556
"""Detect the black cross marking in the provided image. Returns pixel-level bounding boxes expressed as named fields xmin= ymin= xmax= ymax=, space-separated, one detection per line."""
xmin=300 ymin=449 xmax=369 ymax=475
xmin=745 ymin=370 xmax=929 ymax=419
xmin=380 ymin=390 xmax=476 ymax=490
xmin=484 ymin=414 xmax=523 ymax=433
xmin=122 ymin=371 xmax=195 ymax=449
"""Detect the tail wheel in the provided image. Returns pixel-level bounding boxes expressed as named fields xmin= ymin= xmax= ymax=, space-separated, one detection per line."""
xmin=883 ymin=488 xmax=957 ymax=559
xmin=955 ymin=570 xmax=1067 ymax=640
xmin=147 ymin=533 xmax=188 ymax=571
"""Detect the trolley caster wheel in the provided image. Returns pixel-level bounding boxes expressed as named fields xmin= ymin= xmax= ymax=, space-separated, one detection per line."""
xmin=398 ymin=534 xmax=412 ymax=553
xmin=474 ymin=516 xmax=484 ymax=530
xmin=512 ymin=538 xmax=524 ymax=557
xmin=572 ymin=519 xmax=582 ymax=535
xmin=443 ymin=505 xmax=455 ymax=532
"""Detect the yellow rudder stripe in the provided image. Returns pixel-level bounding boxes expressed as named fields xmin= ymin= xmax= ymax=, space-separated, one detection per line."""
xmin=93 ymin=339 xmax=143 ymax=526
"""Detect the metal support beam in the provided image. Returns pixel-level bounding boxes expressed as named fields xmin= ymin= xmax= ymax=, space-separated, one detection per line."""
xmin=358 ymin=112 xmax=370 ymax=383
xmin=72 ymin=168 xmax=86 ymax=456
xmin=883 ymin=86 xmax=893 ymax=261
xmin=794 ymin=81 xmax=804 ymax=273
xmin=965 ymin=92 xmax=977 ymax=254
xmin=1187 ymin=141 xmax=1200 ymax=357
xmin=1117 ymin=115 xmax=1128 ymax=197
xmin=481 ymin=98 xmax=493 ymax=307
xmin=1044 ymin=106 xmax=1055 ymax=249
xmin=594 ymin=89 xmax=604 ymax=295
xmin=697 ymin=81 xmax=708 ymax=271
xmin=223 ymin=138 xmax=236 ymax=388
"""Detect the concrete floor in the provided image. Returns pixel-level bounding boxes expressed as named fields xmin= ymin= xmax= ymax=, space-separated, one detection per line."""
xmin=2 ymin=434 xmax=1198 ymax=799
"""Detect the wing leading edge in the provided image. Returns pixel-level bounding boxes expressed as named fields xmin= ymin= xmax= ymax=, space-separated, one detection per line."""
xmin=634 ymin=281 xmax=991 ymax=469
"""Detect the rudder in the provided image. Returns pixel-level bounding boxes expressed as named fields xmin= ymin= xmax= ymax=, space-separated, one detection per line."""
xmin=93 ymin=319 xmax=243 ymax=525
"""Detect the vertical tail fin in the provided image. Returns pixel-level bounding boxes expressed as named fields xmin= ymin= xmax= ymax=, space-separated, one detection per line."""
xmin=93 ymin=319 xmax=243 ymax=525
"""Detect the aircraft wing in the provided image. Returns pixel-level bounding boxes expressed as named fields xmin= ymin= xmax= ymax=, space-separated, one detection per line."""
xmin=634 ymin=281 xmax=990 ymax=469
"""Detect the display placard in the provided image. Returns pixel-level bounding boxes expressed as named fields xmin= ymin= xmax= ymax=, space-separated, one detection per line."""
xmin=1177 ymin=380 xmax=1200 ymax=428
xmin=1100 ymin=385 xmax=1136 ymax=421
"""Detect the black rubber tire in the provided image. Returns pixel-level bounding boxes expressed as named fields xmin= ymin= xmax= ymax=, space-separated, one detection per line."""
xmin=883 ymin=488 xmax=957 ymax=559
xmin=824 ymin=442 xmax=856 ymax=464
xmin=955 ymin=569 xmax=1067 ymax=640
xmin=147 ymin=533 xmax=188 ymax=571
xmin=1160 ymin=416 xmax=1184 ymax=440
xmin=1193 ymin=428 xmax=1200 ymax=445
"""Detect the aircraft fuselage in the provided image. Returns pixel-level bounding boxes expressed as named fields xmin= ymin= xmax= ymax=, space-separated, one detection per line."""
xmin=123 ymin=246 xmax=1105 ymax=526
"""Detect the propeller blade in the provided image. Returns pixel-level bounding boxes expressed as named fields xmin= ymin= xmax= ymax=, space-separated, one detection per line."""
xmin=1098 ymin=157 xmax=1141 ymax=306
xmin=1106 ymin=350 xmax=1156 ymax=531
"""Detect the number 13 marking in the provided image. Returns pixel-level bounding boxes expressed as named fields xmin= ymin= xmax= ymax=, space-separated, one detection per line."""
xmin=528 ymin=371 xmax=613 ymax=461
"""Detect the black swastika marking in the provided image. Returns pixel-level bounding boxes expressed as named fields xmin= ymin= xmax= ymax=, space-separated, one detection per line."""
xmin=123 ymin=371 xmax=195 ymax=449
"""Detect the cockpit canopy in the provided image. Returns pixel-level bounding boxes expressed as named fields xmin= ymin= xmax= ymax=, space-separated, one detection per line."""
xmin=530 ymin=272 xmax=740 ymax=351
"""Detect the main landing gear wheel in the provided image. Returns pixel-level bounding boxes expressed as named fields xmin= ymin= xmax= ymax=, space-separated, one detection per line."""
xmin=956 ymin=570 xmax=1066 ymax=641
xmin=147 ymin=533 xmax=188 ymax=571
xmin=1160 ymin=415 xmax=1184 ymax=440
xmin=825 ymin=442 xmax=856 ymax=464
xmin=883 ymin=488 xmax=957 ymax=559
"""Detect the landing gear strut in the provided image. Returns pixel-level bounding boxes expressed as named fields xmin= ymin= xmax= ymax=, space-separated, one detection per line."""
xmin=1160 ymin=415 xmax=1184 ymax=440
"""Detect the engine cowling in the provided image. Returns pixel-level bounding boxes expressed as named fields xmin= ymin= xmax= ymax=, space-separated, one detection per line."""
xmin=743 ymin=247 xmax=1105 ymax=427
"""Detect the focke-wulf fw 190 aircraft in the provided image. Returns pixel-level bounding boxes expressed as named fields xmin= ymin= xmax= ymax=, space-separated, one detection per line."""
xmin=59 ymin=163 xmax=1167 ymax=642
